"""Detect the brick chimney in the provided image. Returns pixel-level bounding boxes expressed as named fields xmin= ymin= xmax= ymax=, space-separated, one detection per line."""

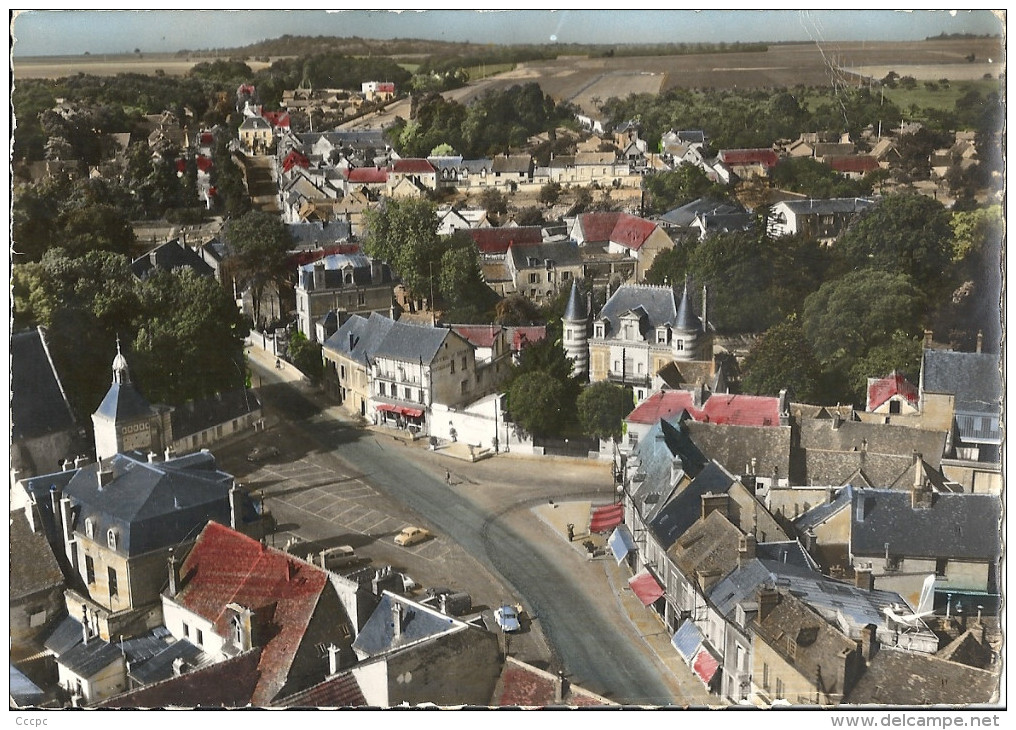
xmin=167 ymin=548 xmax=179 ymax=597
xmin=857 ymin=623 xmax=878 ymax=662
xmin=854 ymin=564 xmax=873 ymax=591
xmin=738 ymin=534 xmax=757 ymax=567
xmin=700 ymin=492 xmax=729 ymax=521
xmin=758 ymin=585 xmax=780 ymax=622
xmin=911 ymin=453 xmax=934 ymax=509
xmin=392 ymin=601 xmax=403 ymax=639
xmin=976 ymin=330 xmax=983 ymax=354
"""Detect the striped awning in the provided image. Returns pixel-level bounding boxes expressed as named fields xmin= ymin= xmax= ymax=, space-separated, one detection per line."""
xmin=693 ymin=647 xmax=721 ymax=686
xmin=608 ymin=525 xmax=636 ymax=564
xmin=590 ymin=503 xmax=624 ymax=533
xmin=628 ymin=569 xmax=665 ymax=606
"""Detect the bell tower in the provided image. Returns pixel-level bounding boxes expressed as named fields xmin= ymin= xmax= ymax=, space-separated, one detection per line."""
xmin=91 ymin=338 xmax=163 ymax=461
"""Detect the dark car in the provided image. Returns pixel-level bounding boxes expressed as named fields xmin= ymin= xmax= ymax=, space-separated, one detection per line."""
xmin=247 ymin=446 xmax=280 ymax=463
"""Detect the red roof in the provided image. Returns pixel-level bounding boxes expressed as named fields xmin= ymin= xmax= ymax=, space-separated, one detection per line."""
xmin=700 ymin=394 xmax=781 ymax=427
xmin=175 ymin=158 xmax=187 ymax=174
xmin=174 ymin=522 xmax=331 ymax=706
xmin=508 ymin=326 xmax=547 ymax=352
xmin=451 ymin=325 xmax=502 ymax=348
xmin=376 ymin=82 xmax=395 ymax=93
xmin=262 ymin=110 xmax=291 ymax=129
xmin=626 ymin=390 xmax=781 ymax=427
xmin=199 ymin=132 xmax=214 ymax=146
xmin=345 ymin=167 xmax=388 ymax=184
xmin=282 ymin=150 xmax=310 ymax=173
xmin=196 ymin=155 xmax=213 ymax=173
xmin=867 ymin=371 xmax=918 ymax=411
xmin=720 ymin=148 xmax=779 ymax=168
xmin=273 ymin=672 xmax=367 ymax=708
xmin=828 ymin=155 xmax=879 ymax=174
xmin=469 ymin=227 xmax=543 ymax=255
xmin=391 ymin=158 xmax=436 ymax=174
xmin=577 ymin=212 xmax=623 ymax=243
xmin=609 ymin=213 xmax=658 ymax=251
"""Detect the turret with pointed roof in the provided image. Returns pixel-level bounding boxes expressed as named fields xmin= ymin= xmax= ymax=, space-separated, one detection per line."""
xmin=673 ymin=277 xmax=703 ymax=362
xmin=562 ymin=280 xmax=589 ymax=379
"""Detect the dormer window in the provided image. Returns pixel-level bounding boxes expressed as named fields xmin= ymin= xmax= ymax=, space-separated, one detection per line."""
xmin=231 ymin=614 xmax=244 ymax=647
xmin=107 ymin=529 xmax=118 ymax=551
xmin=595 ymin=323 xmax=605 ymax=338
xmin=85 ymin=518 xmax=95 ymax=540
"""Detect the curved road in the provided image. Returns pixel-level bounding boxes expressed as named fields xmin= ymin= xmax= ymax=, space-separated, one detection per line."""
xmin=252 ymin=363 xmax=679 ymax=705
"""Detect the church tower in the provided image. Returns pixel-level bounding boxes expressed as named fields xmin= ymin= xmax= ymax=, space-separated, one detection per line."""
xmin=562 ymin=280 xmax=589 ymax=379
xmin=91 ymin=339 xmax=166 ymax=461
xmin=672 ymin=277 xmax=704 ymax=362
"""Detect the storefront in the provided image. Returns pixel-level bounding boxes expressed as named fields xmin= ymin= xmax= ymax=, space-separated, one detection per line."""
xmin=376 ymin=403 xmax=426 ymax=434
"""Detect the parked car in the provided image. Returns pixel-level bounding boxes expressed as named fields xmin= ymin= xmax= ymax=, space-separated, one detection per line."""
xmin=394 ymin=526 xmax=431 ymax=546
xmin=495 ymin=604 xmax=521 ymax=633
xmin=318 ymin=545 xmax=359 ymax=570
xmin=247 ymin=446 xmax=280 ymax=463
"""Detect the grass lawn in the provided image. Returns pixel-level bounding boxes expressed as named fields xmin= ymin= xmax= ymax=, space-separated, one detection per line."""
xmin=882 ymin=79 xmax=1000 ymax=112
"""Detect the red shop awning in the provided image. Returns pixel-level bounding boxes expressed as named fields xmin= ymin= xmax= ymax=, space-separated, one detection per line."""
xmin=376 ymin=403 xmax=399 ymax=413
xmin=692 ymin=647 xmax=720 ymax=686
xmin=589 ymin=503 xmax=624 ymax=533
xmin=628 ymin=570 xmax=665 ymax=606
xmin=400 ymin=407 xmax=424 ymax=418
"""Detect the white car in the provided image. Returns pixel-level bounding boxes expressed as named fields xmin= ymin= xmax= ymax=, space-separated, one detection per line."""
xmin=495 ymin=604 xmax=521 ymax=633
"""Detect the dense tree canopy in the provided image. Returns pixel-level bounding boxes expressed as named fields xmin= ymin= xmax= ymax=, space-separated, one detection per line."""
xmin=507 ymin=371 xmax=571 ymax=438
xmin=740 ymin=318 xmax=824 ymax=404
xmin=362 ymin=198 xmax=443 ymax=299
xmin=577 ymin=382 xmax=633 ymax=440
xmin=642 ymin=164 xmax=724 ymax=215
xmin=225 ymin=210 xmax=294 ymax=327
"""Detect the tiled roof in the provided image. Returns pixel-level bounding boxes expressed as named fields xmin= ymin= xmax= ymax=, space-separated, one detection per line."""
xmin=469 ymin=226 xmax=543 ymax=255
xmin=828 ymin=155 xmax=879 ymax=173
xmin=273 ymin=672 xmax=367 ymax=708
xmin=262 ymin=110 xmax=291 ymax=128
xmin=867 ymin=371 xmax=919 ymax=411
xmin=668 ymin=509 xmax=742 ymax=578
xmin=719 ymin=148 xmax=779 ymax=167
xmin=131 ymin=239 xmax=216 ymax=280
xmin=850 ymin=489 xmax=1001 ymax=561
xmin=352 ymin=592 xmax=463 ymax=658
xmin=9 ymin=509 xmax=64 ymax=601
xmin=794 ymin=485 xmax=854 ymax=533
xmin=282 ymin=150 xmax=310 ymax=172
xmin=101 ymin=649 xmax=264 ymax=708
xmin=11 ymin=327 xmax=77 ymax=440
xmin=372 ymin=319 xmax=450 ymax=364
xmin=239 ymin=117 xmax=271 ymax=131
xmin=323 ymin=313 xmax=396 ymax=366
xmin=492 ymin=657 xmax=613 ymax=707
xmin=509 ymin=240 xmax=583 ymax=269
xmin=508 ymin=326 xmax=547 ymax=352
xmin=596 ymin=284 xmax=678 ymax=336
xmin=576 ymin=211 xmax=623 ymax=243
xmin=174 ymin=522 xmax=331 ymax=706
xmin=391 ymin=158 xmax=435 ymax=174
xmin=491 ymin=155 xmax=532 ymax=174
xmin=450 ymin=325 xmax=503 ymax=349
xmin=845 ymin=648 xmax=1000 ymax=705
xmin=627 ymin=390 xmax=698 ymax=425
xmin=345 ymin=167 xmax=388 ymax=184
xmin=684 ymin=420 xmax=792 ymax=484
xmin=628 ymin=392 xmax=781 ymax=428
xmin=609 ymin=214 xmax=658 ymax=251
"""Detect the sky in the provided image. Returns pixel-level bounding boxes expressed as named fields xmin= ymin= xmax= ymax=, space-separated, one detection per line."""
xmin=9 ymin=9 xmax=1005 ymax=57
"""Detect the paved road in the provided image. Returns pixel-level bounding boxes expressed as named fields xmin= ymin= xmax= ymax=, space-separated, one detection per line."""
xmin=234 ymin=356 xmax=682 ymax=705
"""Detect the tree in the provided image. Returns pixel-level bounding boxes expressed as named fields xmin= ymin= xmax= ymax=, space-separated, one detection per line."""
xmin=538 ymin=181 xmax=562 ymax=207
xmin=802 ymin=270 xmax=925 ymax=402
xmin=740 ymin=317 xmax=824 ymax=404
xmin=512 ymin=206 xmax=546 ymax=227
xmin=641 ymin=164 xmax=720 ymax=215
xmin=57 ymin=203 xmax=137 ymax=258
xmin=507 ymin=371 xmax=570 ymax=438
xmin=287 ymin=330 xmax=323 ymax=383
xmin=687 ymin=231 xmax=777 ymax=333
xmin=846 ymin=331 xmax=922 ymax=403
xmin=577 ymin=382 xmax=633 ymax=440
xmin=835 ymin=194 xmax=954 ymax=297
xmin=494 ymin=294 xmax=541 ymax=325
xmin=439 ymin=240 xmax=497 ymax=321
xmin=225 ymin=210 xmax=294 ymax=327
xmin=361 ymin=198 xmax=443 ymax=298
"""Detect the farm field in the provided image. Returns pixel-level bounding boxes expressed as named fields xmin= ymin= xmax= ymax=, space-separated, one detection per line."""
xmin=11 ymin=52 xmax=280 ymax=79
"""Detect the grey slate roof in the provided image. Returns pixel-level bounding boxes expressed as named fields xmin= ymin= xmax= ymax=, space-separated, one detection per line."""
xmin=352 ymin=592 xmax=462 ymax=658
xmin=509 ymin=240 xmax=583 ymax=270
xmin=649 ymin=461 xmax=736 ymax=548
xmin=563 ymin=280 xmax=586 ymax=321
xmin=131 ymin=239 xmax=215 ymax=280
xmin=659 ymin=197 xmax=743 ymax=227
xmin=779 ymin=198 xmax=874 ymax=216
xmin=11 ymin=327 xmax=77 ymax=440
xmin=128 ymin=637 xmax=213 ymax=687
xmin=845 ymin=648 xmax=1000 ymax=705
xmin=794 ymin=485 xmax=854 ymax=533
xmin=93 ymin=367 xmax=155 ymax=423
xmin=372 ymin=319 xmax=451 ymax=364
xmin=684 ymin=421 xmax=792 ymax=484
xmin=170 ymin=388 xmax=261 ymax=441
xmin=322 ymin=312 xmax=396 ymax=366
xmin=674 ymin=281 xmax=703 ymax=332
xmin=10 ymin=664 xmax=48 ymax=707
xmin=629 ymin=419 xmax=708 ymax=527
xmin=596 ymin=285 xmax=678 ymax=336
xmin=850 ymin=489 xmax=1001 ymax=561
xmin=287 ymin=221 xmax=352 ymax=248
xmin=21 ymin=451 xmax=237 ymax=557
xmin=922 ymin=349 xmax=1002 ymax=415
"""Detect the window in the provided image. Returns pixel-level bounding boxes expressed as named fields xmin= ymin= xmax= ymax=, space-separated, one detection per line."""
xmin=357 ymin=290 xmax=365 ymax=306
xmin=231 ymin=615 xmax=244 ymax=647
xmin=195 ymin=629 xmax=203 ymax=646
xmin=461 ymin=379 xmax=469 ymax=394
xmin=108 ymin=566 xmax=118 ymax=597
xmin=529 ymin=273 xmax=538 ymax=284
xmin=461 ymin=356 xmax=467 ymax=370
xmin=562 ymin=271 xmax=571 ymax=281
xmin=107 ymin=529 xmax=117 ymax=551
xmin=565 ymin=331 xmax=572 ymax=341
xmin=675 ymin=340 xmax=684 ymax=351
xmin=85 ymin=518 xmax=95 ymax=540
xmin=595 ymin=324 xmax=604 ymax=338
xmin=418 ymin=390 xmax=425 ymax=404
xmin=889 ymin=400 xmax=901 ymax=414
xmin=936 ymin=558 xmax=948 ymax=577
xmin=85 ymin=555 xmax=95 ymax=585
xmin=775 ymin=678 xmax=784 ymax=700
xmin=378 ymin=382 xmax=386 ymax=396
xmin=29 ymin=609 xmax=47 ymax=628
xmin=340 ymin=365 xmax=346 ymax=379
xmin=762 ymin=663 xmax=770 ymax=691
xmin=404 ymin=386 xmax=412 ymax=400
xmin=450 ymin=360 xmax=455 ymax=374
xmin=183 ymin=622 xmax=190 ymax=639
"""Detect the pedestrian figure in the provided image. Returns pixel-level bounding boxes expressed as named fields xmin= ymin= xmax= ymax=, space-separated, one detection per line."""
xmin=445 ymin=470 xmax=451 ymax=484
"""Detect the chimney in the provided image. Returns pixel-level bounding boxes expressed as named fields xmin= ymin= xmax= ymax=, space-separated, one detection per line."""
xmin=911 ymin=454 xmax=934 ymax=509
xmin=913 ymin=452 xmax=924 ymax=488
xmin=229 ymin=483 xmax=244 ymax=530
xmin=59 ymin=496 xmax=75 ymax=545
xmin=738 ymin=533 xmax=757 ymax=566
xmin=758 ymin=585 xmax=780 ymax=622
xmin=832 ymin=413 xmax=842 ymax=430
xmin=976 ymin=330 xmax=983 ymax=354
xmin=97 ymin=467 xmax=114 ymax=489
xmin=167 ymin=549 xmax=179 ymax=597
xmin=700 ymin=492 xmax=729 ymax=521
xmin=924 ymin=330 xmax=934 ymax=348
xmin=555 ymin=670 xmax=567 ymax=704
xmin=327 ymin=644 xmax=341 ymax=676
xmin=172 ymin=657 xmax=187 ymax=676
xmin=854 ymin=564 xmax=873 ymax=591
xmin=702 ymin=284 xmax=708 ymax=329
xmin=858 ymin=623 xmax=878 ymax=662
xmin=391 ymin=601 xmax=403 ymax=638
xmin=81 ymin=604 xmax=91 ymax=645
xmin=50 ymin=485 xmax=63 ymax=534
xmin=312 ymin=262 xmax=325 ymax=291
xmin=148 ymin=451 xmax=157 ymax=463
xmin=165 ymin=446 xmax=174 ymax=461
xmin=826 ymin=486 xmax=838 ymax=504
xmin=74 ymin=455 xmax=89 ymax=469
